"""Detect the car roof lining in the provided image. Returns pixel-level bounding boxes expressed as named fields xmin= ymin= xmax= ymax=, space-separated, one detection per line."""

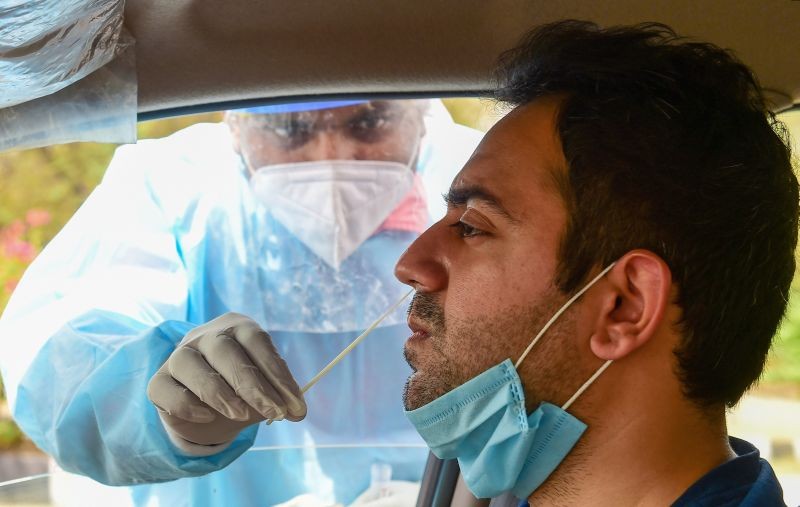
xmin=124 ymin=0 xmax=800 ymax=116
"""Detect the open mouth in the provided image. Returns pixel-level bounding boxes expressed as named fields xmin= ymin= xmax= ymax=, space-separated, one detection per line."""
xmin=406 ymin=315 xmax=430 ymax=341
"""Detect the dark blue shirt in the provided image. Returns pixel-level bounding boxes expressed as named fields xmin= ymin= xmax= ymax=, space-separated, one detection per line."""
xmin=672 ymin=437 xmax=785 ymax=506
xmin=518 ymin=437 xmax=785 ymax=506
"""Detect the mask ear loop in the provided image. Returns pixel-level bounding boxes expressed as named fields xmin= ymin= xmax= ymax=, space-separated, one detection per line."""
xmin=403 ymin=119 xmax=424 ymax=173
xmin=561 ymin=359 xmax=613 ymax=411
xmin=512 ymin=263 xmax=617 ymax=409
xmin=515 ymin=263 xmax=616 ymax=369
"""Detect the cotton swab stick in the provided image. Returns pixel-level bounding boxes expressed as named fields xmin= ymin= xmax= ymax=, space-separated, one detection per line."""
xmin=301 ymin=288 xmax=414 ymax=394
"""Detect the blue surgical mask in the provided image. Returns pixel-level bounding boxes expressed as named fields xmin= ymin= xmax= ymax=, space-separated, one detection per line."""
xmin=404 ymin=263 xmax=616 ymax=499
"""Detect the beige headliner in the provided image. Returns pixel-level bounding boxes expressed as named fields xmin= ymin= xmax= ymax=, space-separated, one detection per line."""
xmin=124 ymin=0 xmax=800 ymax=116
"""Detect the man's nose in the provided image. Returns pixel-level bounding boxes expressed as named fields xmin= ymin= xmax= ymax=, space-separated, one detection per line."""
xmin=394 ymin=222 xmax=448 ymax=293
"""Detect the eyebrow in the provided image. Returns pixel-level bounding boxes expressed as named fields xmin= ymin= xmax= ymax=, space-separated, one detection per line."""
xmin=443 ymin=185 xmax=520 ymax=224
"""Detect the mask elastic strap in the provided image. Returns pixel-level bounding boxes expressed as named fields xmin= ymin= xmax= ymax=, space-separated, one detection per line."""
xmin=561 ymin=359 xmax=613 ymax=411
xmin=515 ymin=262 xmax=616 ymax=369
xmin=400 ymin=125 xmax=423 ymax=173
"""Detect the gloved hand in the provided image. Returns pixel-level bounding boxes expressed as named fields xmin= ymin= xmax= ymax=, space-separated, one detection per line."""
xmin=348 ymin=481 xmax=420 ymax=507
xmin=147 ymin=312 xmax=307 ymax=453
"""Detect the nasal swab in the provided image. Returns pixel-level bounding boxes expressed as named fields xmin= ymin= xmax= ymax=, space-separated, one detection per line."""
xmin=301 ymin=288 xmax=414 ymax=394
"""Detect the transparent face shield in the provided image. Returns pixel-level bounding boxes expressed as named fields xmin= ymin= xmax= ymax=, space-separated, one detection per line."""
xmin=225 ymin=101 xmax=428 ymax=334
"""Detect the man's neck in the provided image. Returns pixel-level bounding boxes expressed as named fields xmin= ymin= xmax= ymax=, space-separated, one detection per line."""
xmin=528 ymin=395 xmax=733 ymax=506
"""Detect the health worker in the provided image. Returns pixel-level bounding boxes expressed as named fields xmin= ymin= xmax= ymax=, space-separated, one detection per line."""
xmin=0 ymin=100 xmax=484 ymax=506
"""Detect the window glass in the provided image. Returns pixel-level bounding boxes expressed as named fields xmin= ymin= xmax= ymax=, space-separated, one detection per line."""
xmin=0 ymin=99 xmax=489 ymax=506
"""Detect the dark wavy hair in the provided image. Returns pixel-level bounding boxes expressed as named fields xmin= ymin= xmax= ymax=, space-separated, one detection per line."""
xmin=495 ymin=20 xmax=798 ymax=408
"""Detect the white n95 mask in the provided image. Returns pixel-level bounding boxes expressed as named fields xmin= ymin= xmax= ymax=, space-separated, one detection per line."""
xmin=250 ymin=159 xmax=415 ymax=268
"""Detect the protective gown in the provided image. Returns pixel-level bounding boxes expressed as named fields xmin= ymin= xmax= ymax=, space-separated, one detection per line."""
xmin=0 ymin=107 xmax=483 ymax=505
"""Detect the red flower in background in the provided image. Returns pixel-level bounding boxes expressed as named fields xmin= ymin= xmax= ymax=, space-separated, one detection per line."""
xmin=25 ymin=209 xmax=51 ymax=228
xmin=3 ymin=240 xmax=35 ymax=263
xmin=0 ymin=220 xmax=25 ymax=242
xmin=0 ymin=214 xmax=46 ymax=263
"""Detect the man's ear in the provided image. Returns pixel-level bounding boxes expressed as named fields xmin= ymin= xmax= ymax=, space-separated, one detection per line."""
xmin=589 ymin=250 xmax=672 ymax=360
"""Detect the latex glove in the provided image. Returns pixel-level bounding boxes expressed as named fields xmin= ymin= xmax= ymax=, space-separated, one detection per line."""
xmin=147 ymin=312 xmax=307 ymax=454
xmin=348 ymin=481 xmax=421 ymax=507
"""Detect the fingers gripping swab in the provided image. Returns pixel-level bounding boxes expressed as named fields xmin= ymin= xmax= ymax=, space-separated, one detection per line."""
xmin=301 ymin=289 xmax=414 ymax=394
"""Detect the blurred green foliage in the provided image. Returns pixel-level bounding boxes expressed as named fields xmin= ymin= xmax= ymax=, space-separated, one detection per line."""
xmin=767 ymin=292 xmax=800 ymax=384
xmin=0 ymin=419 xmax=23 ymax=449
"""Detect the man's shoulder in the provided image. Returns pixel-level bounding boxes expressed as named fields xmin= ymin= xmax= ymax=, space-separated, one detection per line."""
xmin=672 ymin=437 xmax=786 ymax=507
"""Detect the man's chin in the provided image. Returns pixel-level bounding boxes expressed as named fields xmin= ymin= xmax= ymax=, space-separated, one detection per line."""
xmin=403 ymin=371 xmax=449 ymax=411
xmin=402 ymin=372 xmax=429 ymax=411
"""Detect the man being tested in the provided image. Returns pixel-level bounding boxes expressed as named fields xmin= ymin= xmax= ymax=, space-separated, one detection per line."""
xmin=396 ymin=21 xmax=795 ymax=505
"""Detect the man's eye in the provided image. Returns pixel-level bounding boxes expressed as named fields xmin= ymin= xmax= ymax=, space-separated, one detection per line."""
xmin=450 ymin=221 xmax=483 ymax=238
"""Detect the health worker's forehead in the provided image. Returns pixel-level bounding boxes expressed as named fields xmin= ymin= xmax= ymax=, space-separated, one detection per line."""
xmin=450 ymin=98 xmax=568 ymax=225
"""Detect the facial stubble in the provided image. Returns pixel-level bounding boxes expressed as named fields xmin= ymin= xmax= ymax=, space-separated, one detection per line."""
xmin=403 ymin=287 xmax=586 ymax=413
